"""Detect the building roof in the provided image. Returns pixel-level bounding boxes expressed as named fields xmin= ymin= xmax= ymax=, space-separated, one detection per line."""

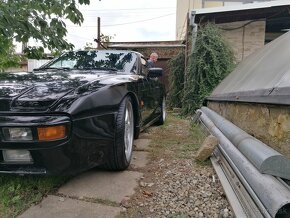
xmin=193 ymin=0 xmax=290 ymax=24
xmin=195 ymin=0 xmax=290 ymax=15
xmin=208 ymin=31 xmax=290 ymax=105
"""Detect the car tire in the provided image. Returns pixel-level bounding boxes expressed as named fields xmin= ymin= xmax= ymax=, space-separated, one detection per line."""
xmin=105 ymin=96 xmax=134 ymax=170
xmin=155 ymin=96 xmax=166 ymax=125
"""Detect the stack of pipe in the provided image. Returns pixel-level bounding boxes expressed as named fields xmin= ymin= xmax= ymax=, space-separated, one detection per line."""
xmin=197 ymin=107 xmax=290 ymax=218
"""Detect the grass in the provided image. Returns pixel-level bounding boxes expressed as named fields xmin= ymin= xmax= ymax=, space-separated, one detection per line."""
xmin=0 ymin=175 xmax=68 ymax=218
xmin=0 ymin=113 xmax=207 ymax=218
xmin=149 ymin=113 xmax=207 ymax=160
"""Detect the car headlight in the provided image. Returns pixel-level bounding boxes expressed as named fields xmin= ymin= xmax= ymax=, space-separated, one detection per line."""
xmin=3 ymin=127 xmax=33 ymax=141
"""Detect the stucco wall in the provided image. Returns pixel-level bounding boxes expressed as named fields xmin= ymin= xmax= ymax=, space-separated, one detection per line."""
xmin=218 ymin=20 xmax=266 ymax=62
xmin=208 ymin=101 xmax=290 ymax=157
xmin=176 ymin=0 xmax=224 ymax=40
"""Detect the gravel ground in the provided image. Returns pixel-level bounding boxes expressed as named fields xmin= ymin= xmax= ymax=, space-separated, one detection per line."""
xmin=120 ymin=114 xmax=233 ymax=218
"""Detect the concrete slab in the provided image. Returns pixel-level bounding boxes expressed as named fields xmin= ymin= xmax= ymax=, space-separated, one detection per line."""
xmin=18 ymin=195 xmax=121 ymax=218
xmin=134 ymin=138 xmax=151 ymax=151
xmin=131 ymin=151 xmax=149 ymax=169
xmin=58 ymin=170 xmax=143 ymax=203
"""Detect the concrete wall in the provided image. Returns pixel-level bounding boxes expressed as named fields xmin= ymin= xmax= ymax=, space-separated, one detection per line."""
xmin=218 ymin=20 xmax=266 ymax=62
xmin=208 ymin=101 xmax=290 ymax=157
xmin=175 ymin=0 xmax=247 ymax=40
xmin=6 ymin=64 xmax=27 ymax=72
xmin=176 ymin=0 xmax=224 ymax=40
xmin=28 ymin=59 xmax=50 ymax=72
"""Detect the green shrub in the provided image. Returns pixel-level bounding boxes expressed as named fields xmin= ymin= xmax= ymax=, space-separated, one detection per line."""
xmin=182 ymin=23 xmax=235 ymax=115
xmin=168 ymin=52 xmax=185 ymax=108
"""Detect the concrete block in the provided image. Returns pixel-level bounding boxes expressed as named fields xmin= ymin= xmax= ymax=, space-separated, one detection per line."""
xmin=195 ymin=135 xmax=218 ymax=161
xmin=58 ymin=170 xmax=143 ymax=203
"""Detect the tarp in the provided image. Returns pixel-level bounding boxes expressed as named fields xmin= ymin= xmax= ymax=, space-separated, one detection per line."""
xmin=208 ymin=31 xmax=290 ymax=105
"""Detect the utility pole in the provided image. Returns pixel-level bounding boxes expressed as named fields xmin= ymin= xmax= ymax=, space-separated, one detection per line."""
xmin=97 ymin=17 xmax=101 ymax=48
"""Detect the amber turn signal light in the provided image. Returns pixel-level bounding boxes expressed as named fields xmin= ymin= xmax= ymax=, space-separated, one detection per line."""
xmin=37 ymin=125 xmax=66 ymax=141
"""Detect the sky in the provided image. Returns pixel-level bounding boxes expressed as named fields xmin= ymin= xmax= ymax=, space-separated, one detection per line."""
xmin=66 ymin=0 xmax=177 ymax=49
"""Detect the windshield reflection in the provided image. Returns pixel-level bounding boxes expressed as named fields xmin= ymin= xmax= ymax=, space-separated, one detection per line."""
xmin=40 ymin=50 xmax=137 ymax=73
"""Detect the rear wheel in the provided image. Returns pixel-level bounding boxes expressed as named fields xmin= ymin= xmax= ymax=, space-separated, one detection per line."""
xmin=156 ymin=96 xmax=166 ymax=125
xmin=105 ymin=96 xmax=134 ymax=170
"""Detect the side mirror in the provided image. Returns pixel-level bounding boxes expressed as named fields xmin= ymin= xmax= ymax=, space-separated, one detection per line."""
xmin=148 ymin=68 xmax=163 ymax=78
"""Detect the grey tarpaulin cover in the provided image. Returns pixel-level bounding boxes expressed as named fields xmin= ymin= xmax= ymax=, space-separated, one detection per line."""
xmin=208 ymin=31 xmax=290 ymax=105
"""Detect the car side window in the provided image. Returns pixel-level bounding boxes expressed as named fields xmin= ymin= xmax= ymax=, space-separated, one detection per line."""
xmin=141 ymin=57 xmax=148 ymax=76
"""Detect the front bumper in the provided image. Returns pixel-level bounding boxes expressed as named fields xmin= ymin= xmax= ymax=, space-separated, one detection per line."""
xmin=0 ymin=113 xmax=116 ymax=175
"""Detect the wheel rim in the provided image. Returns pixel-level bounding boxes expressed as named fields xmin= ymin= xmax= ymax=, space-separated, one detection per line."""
xmin=162 ymin=97 xmax=166 ymax=121
xmin=124 ymin=101 xmax=134 ymax=162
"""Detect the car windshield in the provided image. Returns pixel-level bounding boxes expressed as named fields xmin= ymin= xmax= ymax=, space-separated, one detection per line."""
xmin=39 ymin=50 xmax=137 ymax=73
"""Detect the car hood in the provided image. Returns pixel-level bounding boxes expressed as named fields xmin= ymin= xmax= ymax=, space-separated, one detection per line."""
xmin=0 ymin=70 xmax=134 ymax=112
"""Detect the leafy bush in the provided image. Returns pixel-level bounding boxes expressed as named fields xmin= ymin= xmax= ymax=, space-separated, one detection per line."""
xmin=0 ymin=36 xmax=20 ymax=71
xmin=182 ymin=23 xmax=235 ymax=115
xmin=168 ymin=52 xmax=185 ymax=108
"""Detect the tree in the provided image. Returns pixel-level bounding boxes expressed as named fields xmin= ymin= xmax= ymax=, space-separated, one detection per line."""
xmin=0 ymin=36 xmax=20 ymax=71
xmin=0 ymin=0 xmax=90 ymax=52
xmin=182 ymin=23 xmax=235 ymax=115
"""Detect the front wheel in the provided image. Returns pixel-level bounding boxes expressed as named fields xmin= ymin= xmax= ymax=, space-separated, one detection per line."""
xmin=155 ymin=97 xmax=166 ymax=125
xmin=105 ymin=96 xmax=134 ymax=170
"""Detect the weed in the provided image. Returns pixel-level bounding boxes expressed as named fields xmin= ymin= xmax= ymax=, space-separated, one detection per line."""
xmin=0 ymin=175 xmax=69 ymax=218
xmin=168 ymin=213 xmax=188 ymax=218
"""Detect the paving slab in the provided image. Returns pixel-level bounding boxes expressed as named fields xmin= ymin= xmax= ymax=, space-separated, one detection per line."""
xmin=18 ymin=195 xmax=121 ymax=218
xmin=134 ymin=138 xmax=151 ymax=151
xmin=131 ymin=151 xmax=149 ymax=169
xmin=58 ymin=170 xmax=143 ymax=203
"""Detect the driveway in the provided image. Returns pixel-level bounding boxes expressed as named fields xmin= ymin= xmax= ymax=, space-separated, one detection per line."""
xmin=18 ymin=134 xmax=151 ymax=218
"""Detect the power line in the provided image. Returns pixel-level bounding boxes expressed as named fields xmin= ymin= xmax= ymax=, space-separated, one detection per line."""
xmin=81 ymin=7 xmax=175 ymax=12
xmin=67 ymin=33 xmax=93 ymax=41
xmin=66 ymin=13 xmax=175 ymax=28
xmin=102 ymin=13 xmax=175 ymax=27
xmin=83 ymin=11 xmax=175 ymax=17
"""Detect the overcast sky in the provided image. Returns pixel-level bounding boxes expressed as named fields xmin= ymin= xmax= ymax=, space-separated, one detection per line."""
xmin=66 ymin=0 xmax=177 ymax=49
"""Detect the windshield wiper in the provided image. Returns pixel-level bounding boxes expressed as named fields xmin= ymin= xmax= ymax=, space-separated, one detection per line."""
xmin=33 ymin=67 xmax=71 ymax=71
xmin=75 ymin=67 xmax=118 ymax=72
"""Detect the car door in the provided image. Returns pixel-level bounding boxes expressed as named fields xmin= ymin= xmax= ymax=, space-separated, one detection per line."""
xmin=137 ymin=57 xmax=158 ymax=126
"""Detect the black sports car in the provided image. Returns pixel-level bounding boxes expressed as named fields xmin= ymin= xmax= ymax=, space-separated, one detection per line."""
xmin=0 ymin=50 xmax=166 ymax=175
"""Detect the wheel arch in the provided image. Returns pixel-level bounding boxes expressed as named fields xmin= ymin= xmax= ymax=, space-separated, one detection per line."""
xmin=126 ymin=92 xmax=141 ymax=139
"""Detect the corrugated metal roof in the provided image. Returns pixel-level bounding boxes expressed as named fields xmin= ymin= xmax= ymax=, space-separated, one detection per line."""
xmin=194 ymin=0 xmax=290 ymax=15
xmin=209 ymin=31 xmax=290 ymax=105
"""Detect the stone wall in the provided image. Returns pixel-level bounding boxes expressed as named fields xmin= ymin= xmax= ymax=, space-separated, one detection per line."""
xmin=208 ymin=101 xmax=290 ymax=157
xmin=218 ymin=20 xmax=266 ymax=62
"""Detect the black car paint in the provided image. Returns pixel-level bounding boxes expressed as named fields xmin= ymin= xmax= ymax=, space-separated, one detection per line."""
xmin=0 ymin=51 xmax=165 ymax=175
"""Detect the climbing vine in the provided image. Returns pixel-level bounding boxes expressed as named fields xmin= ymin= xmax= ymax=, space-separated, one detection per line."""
xmin=168 ymin=52 xmax=185 ymax=108
xmin=181 ymin=23 xmax=235 ymax=115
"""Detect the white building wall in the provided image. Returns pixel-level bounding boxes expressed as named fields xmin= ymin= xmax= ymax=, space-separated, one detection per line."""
xmin=28 ymin=59 xmax=50 ymax=72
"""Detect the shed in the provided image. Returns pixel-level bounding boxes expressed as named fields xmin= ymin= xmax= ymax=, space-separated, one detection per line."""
xmin=107 ymin=41 xmax=185 ymax=91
